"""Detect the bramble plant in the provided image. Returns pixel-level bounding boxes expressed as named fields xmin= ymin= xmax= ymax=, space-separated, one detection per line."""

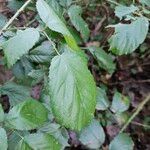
xmin=0 ymin=0 xmax=149 ymax=149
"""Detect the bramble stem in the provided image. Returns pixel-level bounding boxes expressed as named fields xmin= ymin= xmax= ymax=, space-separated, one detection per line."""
xmin=106 ymin=0 xmax=120 ymax=6
xmin=0 ymin=0 xmax=32 ymax=35
xmin=43 ymin=31 xmax=60 ymax=56
xmin=120 ymin=94 xmax=150 ymax=133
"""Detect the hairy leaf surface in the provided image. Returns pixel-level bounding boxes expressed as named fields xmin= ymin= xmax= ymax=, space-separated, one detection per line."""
xmin=115 ymin=5 xmax=138 ymax=19
xmin=16 ymin=133 xmax=61 ymax=150
xmin=49 ymin=50 xmax=96 ymax=131
xmin=68 ymin=5 xmax=90 ymax=41
xmin=2 ymin=28 xmax=40 ymax=67
xmin=109 ymin=133 xmax=134 ymax=150
xmin=5 ymin=99 xmax=48 ymax=130
xmin=109 ymin=17 xmax=149 ymax=55
xmin=0 ymin=127 xmax=8 ymax=150
xmin=79 ymin=119 xmax=105 ymax=149
xmin=36 ymin=0 xmax=79 ymax=51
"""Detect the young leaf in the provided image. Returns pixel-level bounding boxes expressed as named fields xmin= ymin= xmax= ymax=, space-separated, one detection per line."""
xmin=109 ymin=17 xmax=149 ymax=55
xmin=0 ymin=104 xmax=4 ymax=122
xmin=0 ymin=82 xmax=31 ymax=106
xmin=88 ymin=46 xmax=116 ymax=74
xmin=49 ymin=50 xmax=96 ymax=131
xmin=110 ymin=91 xmax=130 ymax=114
xmin=0 ymin=127 xmax=8 ymax=150
xmin=96 ymin=87 xmax=110 ymax=111
xmin=16 ymin=133 xmax=61 ymax=150
xmin=68 ymin=5 xmax=90 ymax=42
xmin=5 ymin=98 xmax=48 ymax=130
xmin=36 ymin=0 xmax=79 ymax=51
xmin=115 ymin=5 xmax=138 ymax=20
xmin=109 ymin=133 xmax=134 ymax=150
xmin=79 ymin=119 xmax=105 ymax=149
xmin=2 ymin=28 xmax=40 ymax=67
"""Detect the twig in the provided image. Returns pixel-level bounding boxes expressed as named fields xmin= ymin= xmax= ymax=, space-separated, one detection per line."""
xmin=120 ymin=94 xmax=150 ymax=133
xmin=131 ymin=121 xmax=150 ymax=129
xmin=0 ymin=0 xmax=32 ymax=35
xmin=43 ymin=31 xmax=60 ymax=56
xmin=109 ymin=79 xmax=150 ymax=85
xmin=106 ymin=0 xmax=120 ymax=6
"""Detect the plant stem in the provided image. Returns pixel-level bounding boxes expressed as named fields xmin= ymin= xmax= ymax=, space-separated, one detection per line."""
xmin=120 ymin=94 xmax=150 ymax=133
xmin=0 ymin=0 xmax=32 ymax=35
xmin=131 ymin=121 xmax=150 ymax=129
xmin=43 ymin=31 xmax=60 ymax=56
xmin=106 ymin=0 xmax=120 ymax=6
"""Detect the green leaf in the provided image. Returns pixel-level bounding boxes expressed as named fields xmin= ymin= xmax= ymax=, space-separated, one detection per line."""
xmin=110 ymin=91 xmax=130 ymax=114
xmin=15 ymin=140 xmax=31 ymax=150
xmin=68 ymin=5 xmax=90 ymax=42
xmin=49 ymin=50 xmax=96 ymax=131
xmin=36 ymin=0 xmax=79 ymax=51
xmin=0 ymin=82 xmax=31 ymax=106
xmin=109 ymin=17 xmax=149 ymax=55
xmin=96 ymin=87 xmax=110 ymax=111
xmin=12 ymin=57 xmax=34 ymax=79
xmin=0 ymin=14 xmax=7 ymax=29
xmin=59 ymin=0 xmax=72 ymax=7
xmin=28 ymin=41 xmax=55 ymax=64
xmin=38 ymin=122 xmax=69 ymax=148
xmin=7 ymin=0 xmax=24 ymax=11
xmin=28 ymin=69 xmax=44 ymax=85
xmin=109 ymin=133 xmax=134 ymax=150
xmin=115 ymin=5 xmax=138 ymax=19
xmin=0 ymin=127 xmax=8 ymax=150
xmin=88 ymin=46 xmax=116 ymax=74
xmin=140 ymin=0 xmax=150 ymax=6
xmin=46 ymin=0 xmax=63 ymax=17
xmin=16 ymin=133 xmax=61 ymax=150
xmin=2 ymin=28 xmax=40 ymax=67
xmin=5 ymin=98 xmax=48 ymax=130
xmin=0 ymin=104 xmax=4 ymax=122
xmin=8 ymin=131 xmax=29 ymax=150
xmin=79 ymin=119 xmax=105 ymax=149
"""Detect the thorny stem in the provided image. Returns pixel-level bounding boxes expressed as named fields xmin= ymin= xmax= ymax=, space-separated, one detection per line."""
xmin=0 ymin=0 xmax=32 ymax=35
xmin=43 ymin=31 xmax=61 ymax=56
xmin=120 ymin=94 xmax=150 ymax=133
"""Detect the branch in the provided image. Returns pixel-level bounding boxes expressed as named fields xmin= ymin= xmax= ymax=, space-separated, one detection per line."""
xmin=120 ymin=94 xmax=150 ymax=133
xmin=0 ymin=0 xmax=32 ymax=35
